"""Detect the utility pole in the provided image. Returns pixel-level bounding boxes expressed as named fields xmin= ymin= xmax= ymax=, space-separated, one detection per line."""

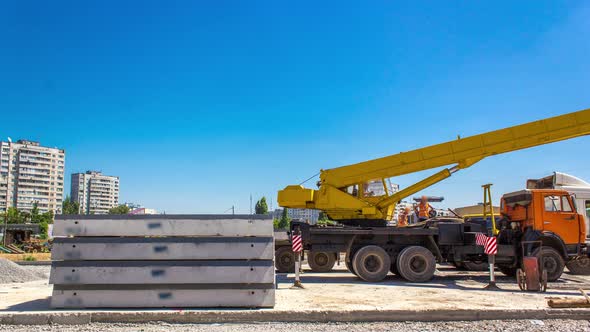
xmin=250 ymin=194 xmax=252 ymax=215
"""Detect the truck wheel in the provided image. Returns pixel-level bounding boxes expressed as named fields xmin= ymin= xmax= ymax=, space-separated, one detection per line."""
xmin=275 ymin=246 xmax=295 ymax=273
xmin=308 ymin=251 xmax=336 ymax=272
xmin=352 ymin=245 xmax=391 ymax=282
xmin=463 ymin=261 xmax=488 ymax=271
xmin=497 ymin=265 xmax=517 ymax=277
xmin=533 ymin=246 xmax=565 ymax=282
xmin=566 ymin=257 xmax=590 ymax=275
xmin=345 ymin=252 xmax=357 ymax=276
xmin=397 ymin=246 xmax=436 ymax=282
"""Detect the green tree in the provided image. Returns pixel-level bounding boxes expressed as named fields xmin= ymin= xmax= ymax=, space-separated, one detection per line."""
xmin=275 ymin=208 xmax=290 ymax=230
xmin=31 ymin=202 xmax=40 ymax=222
xmin=6 ymin=207 xmax=22 ymax=224
xmin=255 ymin=197 xmax=269 ymax=215
xmin=62 ymin=196 xmax=80 ymax=215
xmin=108 ymin=205 xmax=130 ymax=215
xmin=317 ymin=211 xmax=335 ymax=226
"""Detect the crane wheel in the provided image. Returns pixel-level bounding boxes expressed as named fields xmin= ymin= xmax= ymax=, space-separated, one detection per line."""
xmin=345 ymin=252 xmax=357 ymax=276
xmin=275 ymin=246 xmax=295 ymax=273
xmin=308 ymin=251 xmax=336 ymax=272
xmin=396 ymin=246 xmax=436 ymax=283
xmin=352 ymin=245 xmax=391 ymax=282
xmin=533 ymin=246 xmax=565 ymax=282
xmin=566 ymin=257 xmax=590 ymax=275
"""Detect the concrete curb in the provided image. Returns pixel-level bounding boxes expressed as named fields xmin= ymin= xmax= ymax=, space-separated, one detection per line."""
xmin=1 ymin=308 xmax=590 ymax=325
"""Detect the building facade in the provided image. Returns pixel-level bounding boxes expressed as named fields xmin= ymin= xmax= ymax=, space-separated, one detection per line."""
xmin=0 ymin=139 xmax=65 ymax=214
xmin=71 ymin=171 xmax=119 ymax=214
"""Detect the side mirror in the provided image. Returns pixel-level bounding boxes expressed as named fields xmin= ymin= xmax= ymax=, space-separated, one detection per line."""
xmin=571 ymin=195 xmax=578 ymax=210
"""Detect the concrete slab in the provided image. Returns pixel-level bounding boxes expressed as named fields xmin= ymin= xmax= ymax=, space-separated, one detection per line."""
xmin=49 ymin=260 xmax=275 ymax=284
xmin=50 ymin=289 xmax=275 ymax=309
xmin=53 ymin=215 xmax=273 ymax=237
xmin=51 ymin=237 xmax=274 ymax=260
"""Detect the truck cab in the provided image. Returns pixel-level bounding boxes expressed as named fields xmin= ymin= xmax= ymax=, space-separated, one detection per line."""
xmin=527 ymin=172 xmax=590 ymax=239
xmin=500 ymin=189 xmax=588 ymax=280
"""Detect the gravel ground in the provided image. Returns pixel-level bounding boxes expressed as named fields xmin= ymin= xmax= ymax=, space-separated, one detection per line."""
xmin=0 ymin=259 xmax=43 ymax=283
xmin=0 ymin=320 xmax=589 ymax=332
xmin=20 ymin=265 xmax=50 ymax=279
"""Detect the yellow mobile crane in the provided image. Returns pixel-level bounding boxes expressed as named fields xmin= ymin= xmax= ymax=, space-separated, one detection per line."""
xmin=276 ymin=108 xmax=590 ymax=282
xmin=279 ymin=108 xmax=590 ymax=225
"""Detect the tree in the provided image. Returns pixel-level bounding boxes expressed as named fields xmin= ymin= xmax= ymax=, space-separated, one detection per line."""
xmin=62 ymin=196 xmax=80 ymax=215
xmin=317 ymin=211 xmax=335 ymax=226
xmin=31 ymin=202 xmax=39 ymax=222
xmin=5 ymin=207 xmax=22 ymax=224
xmin=255 ymin=197 xmax=269 ymax=215
xmin=108 ymin=205 xmax=130 ymax=215
xmin=274 ymin=208 xmax=290 ymax=230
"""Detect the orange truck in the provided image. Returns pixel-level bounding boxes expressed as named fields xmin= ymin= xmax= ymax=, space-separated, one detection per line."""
xmin=497 ymin=189 xmax=589 ymax=281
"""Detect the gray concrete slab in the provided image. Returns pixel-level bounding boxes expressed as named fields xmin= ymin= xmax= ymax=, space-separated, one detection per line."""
xmin=51 ymin=237 xmax=274 ymax=260
xmin=53 ymin=216 xmax=273 ymax=237
xmin=49 ymin=261 xmax=275 ymax=284
xmin=50 ymin=289 xmax=275 ymax=309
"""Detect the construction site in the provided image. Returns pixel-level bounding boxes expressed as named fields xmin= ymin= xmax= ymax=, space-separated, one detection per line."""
xmin=0 ymin=109 xmax=588 ymax=332
xmin=3 ymin=2 xmax=590 ymax=331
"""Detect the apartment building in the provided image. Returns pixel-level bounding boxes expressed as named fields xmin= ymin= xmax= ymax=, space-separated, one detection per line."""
xmin=71 ymin=171 xmax=119 ymax=214
xmin=0 ymin=139 xmax=65 ymax=214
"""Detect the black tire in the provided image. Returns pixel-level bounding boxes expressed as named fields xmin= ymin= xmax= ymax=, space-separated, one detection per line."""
xmin=497 ymin=265 xmax=517 ymax=277
xmin=566 ymin=257 xmax=590 ymax=275
xmin=463 ymin=261 xmax=488 ymax=271
xmin=308 ymin=251 xmax=336 ymax=272
xmin=533 ymin=246 xmax=565 ymax=282
xmin=396 ymin=246 xmax=436 ymax=282
xmin=345 ymin=252 xmax=357 ymax=276
xmin=352 ymin=245 xmax=391 ymax=282
xmin=275 ymin=246 xmax=295 ymax=273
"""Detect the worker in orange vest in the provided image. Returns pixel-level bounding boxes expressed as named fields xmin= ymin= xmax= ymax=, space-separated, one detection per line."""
xmin=415 ymin=196 xmax=433 ymax=222
xmin=398 ymin=206 xmax=411 ymax=227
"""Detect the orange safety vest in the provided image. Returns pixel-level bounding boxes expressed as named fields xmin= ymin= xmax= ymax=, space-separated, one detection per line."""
xmin=398 ymin=213 xmax=408 ymax=227
xmin=418 ymin=201 xmax=430 ymax=218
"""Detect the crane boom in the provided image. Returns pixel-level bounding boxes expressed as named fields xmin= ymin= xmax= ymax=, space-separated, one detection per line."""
xmin=278 ymin=108 xmax=590 ymax=223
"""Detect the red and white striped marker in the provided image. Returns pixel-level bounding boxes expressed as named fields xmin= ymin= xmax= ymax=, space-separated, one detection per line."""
xmin=484 ymin=236 xmax=498 ymax=255
xmin=475 ymin=232 xmax=488 ymax=246
xmin=292 ymin=234 xmax=303 ymax=253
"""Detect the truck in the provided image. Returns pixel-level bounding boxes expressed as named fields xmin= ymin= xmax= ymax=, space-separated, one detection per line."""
xmin=277 ymin=108 xmax=590 ymax=282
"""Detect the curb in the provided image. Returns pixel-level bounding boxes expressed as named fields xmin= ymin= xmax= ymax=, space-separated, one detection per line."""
xmin=1 ymin=308 xmax=590 ymax=325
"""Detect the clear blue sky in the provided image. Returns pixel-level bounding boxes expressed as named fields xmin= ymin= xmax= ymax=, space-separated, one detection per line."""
xmin=1 ymin=1 xmax=589 ymax=213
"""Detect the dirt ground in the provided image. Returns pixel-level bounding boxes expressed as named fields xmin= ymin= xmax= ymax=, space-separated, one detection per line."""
xmin=2 ymin=263 xmax=590 ymax=312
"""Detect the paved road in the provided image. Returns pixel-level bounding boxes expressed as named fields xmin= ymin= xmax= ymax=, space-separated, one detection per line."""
xmin=1 ymin=320 xmax=590 ymax=332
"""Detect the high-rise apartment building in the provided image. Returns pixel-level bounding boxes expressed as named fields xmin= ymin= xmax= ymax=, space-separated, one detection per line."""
xmin=0 ymin=139 xmax=65 ymax=214
xmin=71 ymin=171 xmax=119 ymax=214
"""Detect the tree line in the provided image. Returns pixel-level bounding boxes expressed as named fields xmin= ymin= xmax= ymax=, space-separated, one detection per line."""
xmin=254 ymin=196 xmax=290 ymax=230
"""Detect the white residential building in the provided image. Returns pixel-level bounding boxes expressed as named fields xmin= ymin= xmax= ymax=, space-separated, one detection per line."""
xmin=0 ymin=139 xmax=65 ymax=214
xmin=71 ymin=171 xmax=119 ymax=214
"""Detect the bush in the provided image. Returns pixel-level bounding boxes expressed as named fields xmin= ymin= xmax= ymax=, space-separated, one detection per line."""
xmin=23 ymin=255 xmax=37 ymax=261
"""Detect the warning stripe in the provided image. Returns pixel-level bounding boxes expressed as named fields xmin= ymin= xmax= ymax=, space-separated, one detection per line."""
xmin=484 ymin=236 xmax=497 ymax=255
xmin=292 ymin=235 xmax=303 ymax=252
xmin=475 ymin=232 xmax=487 ymax=246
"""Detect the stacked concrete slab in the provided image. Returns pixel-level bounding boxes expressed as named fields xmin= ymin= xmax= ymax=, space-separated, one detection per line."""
xmin=50 ymin=214 xmax=274 ymax=308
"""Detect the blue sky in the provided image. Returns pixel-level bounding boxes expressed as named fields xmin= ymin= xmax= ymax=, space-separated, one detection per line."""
xmin=1 ymin=1 xmax=589 ymax=213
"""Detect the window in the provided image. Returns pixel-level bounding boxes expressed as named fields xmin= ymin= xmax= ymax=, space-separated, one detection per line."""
xmin=545 ymin=195 xmax=562 ymax=212
xmin=561 ymin=196 xmax=573 ymax=212
xmin=586 ymin=201 xmax=590 ymax=220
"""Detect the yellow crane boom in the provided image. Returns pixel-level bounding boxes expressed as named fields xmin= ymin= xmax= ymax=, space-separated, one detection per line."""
xmin=278 ymin=108 xmax=590 ymax=223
